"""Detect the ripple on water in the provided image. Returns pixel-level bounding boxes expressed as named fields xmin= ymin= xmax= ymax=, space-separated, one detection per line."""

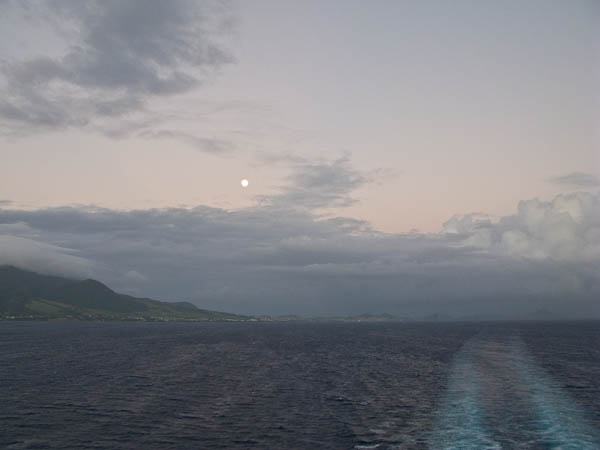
xmin=1 ymin=321 xmax=599 ymax=449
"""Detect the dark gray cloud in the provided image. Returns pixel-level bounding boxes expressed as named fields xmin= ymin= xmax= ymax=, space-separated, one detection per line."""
xmin=0 ymin=191 xmax=598 ymax=318
xmin=548 ymin=172 xmax=600 ymax=187
xmin=139 ymin=130 xmax=235 ymax=154
xmin=260 ymin=156 xmax=373 ymax=210
xmin=0 ymin=0 xmax=235 ymax=137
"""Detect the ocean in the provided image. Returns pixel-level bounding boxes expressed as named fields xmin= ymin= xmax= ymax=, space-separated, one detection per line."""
xmin=1 ymin=321 xmax=599 ymax=449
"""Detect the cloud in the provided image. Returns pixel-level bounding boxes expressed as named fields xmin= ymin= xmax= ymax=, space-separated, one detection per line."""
xmin=0 ymin=0 xmax=235 ymax=137
xmin=139 ymin=130 xmax=235 ymax=154
xmin=548 ymin=172 xmax=600 ymax=188
xmin=260 ymin=155 xmax=372 ymax=210
xmin=0 ymin=234 xmax=96 ymax=279
xmin=443 ymin=192 xmax=600 ymax=260
xmin=0 ymin=190 xmax=598 ymax=318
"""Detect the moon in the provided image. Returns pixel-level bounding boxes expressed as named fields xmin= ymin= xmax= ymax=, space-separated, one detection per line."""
xmin=241 ymin=178 xmax=249 ymax=188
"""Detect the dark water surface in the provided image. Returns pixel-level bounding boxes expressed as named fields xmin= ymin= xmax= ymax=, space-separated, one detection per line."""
xmin=1 ymin=321 xmax=599 ymax=449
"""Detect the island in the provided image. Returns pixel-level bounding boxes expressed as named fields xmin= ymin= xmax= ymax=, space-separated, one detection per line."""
xmin=0 ymin=266 xmax=266 ymax=322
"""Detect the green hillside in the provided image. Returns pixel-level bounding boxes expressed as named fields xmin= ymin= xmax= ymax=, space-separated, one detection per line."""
xmin=0 ymin=266 xmax=257 ymax=322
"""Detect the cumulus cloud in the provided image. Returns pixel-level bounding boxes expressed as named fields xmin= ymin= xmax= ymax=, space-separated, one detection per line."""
xmin=0 ymin=190 xmax=598 ymax=318
xmin=443 ymin=192 xmax=600 ymax=260
xmin=548 ymin=172 xmax=600 ymax=188
xmin=0 ymin=0 xmax=235 ymax=137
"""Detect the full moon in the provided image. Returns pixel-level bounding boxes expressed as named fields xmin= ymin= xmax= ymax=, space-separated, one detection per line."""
xmin=241 ymin=179 xmax=249 ymax=188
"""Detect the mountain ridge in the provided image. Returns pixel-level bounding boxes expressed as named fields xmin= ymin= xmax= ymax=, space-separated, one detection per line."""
xmin=0 ymin=265 xmax=258 ymax=322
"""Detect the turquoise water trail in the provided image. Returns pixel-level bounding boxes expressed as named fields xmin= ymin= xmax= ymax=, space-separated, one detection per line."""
xmin=507 ymin=338 xmax=600 ymax=449
xmin=429 ymin=331 xmax=600 ymax=449
xmin=428 ymin=338 xmax=501 ymax=449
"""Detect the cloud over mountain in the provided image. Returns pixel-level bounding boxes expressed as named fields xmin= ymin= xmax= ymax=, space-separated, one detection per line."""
xmin=0 ymin=233 xmax=96 ymax=279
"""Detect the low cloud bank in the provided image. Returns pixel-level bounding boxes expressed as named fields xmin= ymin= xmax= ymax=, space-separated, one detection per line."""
xmin=0 ymin=191 xmax=598 ymax=318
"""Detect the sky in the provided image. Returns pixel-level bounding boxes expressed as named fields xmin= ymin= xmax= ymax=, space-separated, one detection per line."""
xmin=0 ymin=0 xmax=599 ymax=318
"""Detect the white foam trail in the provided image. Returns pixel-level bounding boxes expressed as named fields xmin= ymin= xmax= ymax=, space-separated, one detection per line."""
xmin=428 ymin=340 xmax=501 ymax=449
xmin=430 ymin=333 xmax=600 ymax=449
xmin=507 ymin=339 xmax=600 ymax=449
